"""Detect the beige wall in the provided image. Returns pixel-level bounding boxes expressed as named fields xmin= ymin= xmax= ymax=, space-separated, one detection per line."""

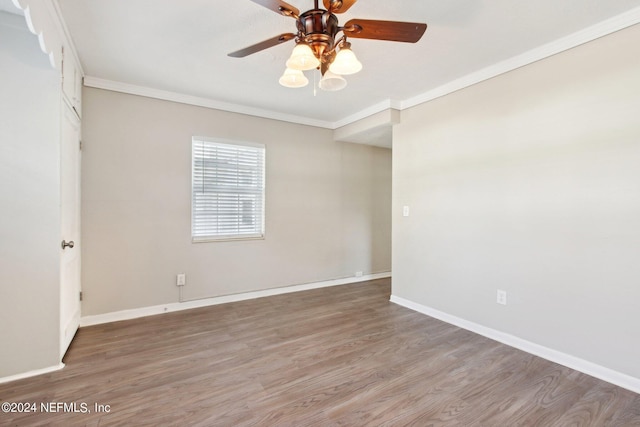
xmin=81 ymin=88 xmax=391 ymax=316
xmin=392 ymin=24 xmax=640 ymax=379
xmin=0 ymin=12 xmax=61 ymax=377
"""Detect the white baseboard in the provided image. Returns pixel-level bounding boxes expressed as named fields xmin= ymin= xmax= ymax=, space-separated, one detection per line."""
xmin=390 ymin=295 xmax=640 ymax=395
xmin=0 ymin=363 xmax=65 ymax=385
xmin=80 ymin=272 xmax=391 ymax=327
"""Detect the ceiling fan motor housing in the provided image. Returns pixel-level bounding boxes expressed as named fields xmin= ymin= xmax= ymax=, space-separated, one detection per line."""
xmin=297 ymin=8 xmax=338 ymax=59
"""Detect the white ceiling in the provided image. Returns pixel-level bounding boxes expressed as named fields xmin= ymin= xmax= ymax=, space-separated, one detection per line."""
xmin=44 ymin=1 xmax=640 ymax=132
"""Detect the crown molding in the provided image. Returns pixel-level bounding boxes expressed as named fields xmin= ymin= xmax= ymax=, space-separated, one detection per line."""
xmin=11 ymin=0 xmax=60 ymax=69
xmin=401 ymin=7 xmax=640 ymax=111
xmin=331 ymin=99 xmax=402 ymax=129
xmin=9 ymin=0 xmax=85 ymax=74
xmin=83 ymin=76 xmax=335 ymax=129
xmin=85 ymin=7 xmax=640 ymax=131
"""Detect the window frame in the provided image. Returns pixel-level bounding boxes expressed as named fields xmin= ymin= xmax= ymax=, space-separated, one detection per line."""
xmin=191 ymin=136 xmax=266 ymax=243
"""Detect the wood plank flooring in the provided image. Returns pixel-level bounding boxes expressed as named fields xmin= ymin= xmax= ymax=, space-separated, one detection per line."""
xmin=1 ymin=278 xmax=638 ymax=426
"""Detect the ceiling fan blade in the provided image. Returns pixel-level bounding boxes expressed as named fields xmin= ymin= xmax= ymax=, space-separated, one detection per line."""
xmin=322 ymin=0 xmax=357 ymax=14
xmin=343 ymin=19 xmax=427 ymax=43
xmin=228 ymin=33 xmax=296 ymax=58
xmin=250 ymin=0 xmax=300 ymax=17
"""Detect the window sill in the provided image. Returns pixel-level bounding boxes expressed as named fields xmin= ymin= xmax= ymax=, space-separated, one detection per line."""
xmin=192 ymin=235 xmax=265 ymax=243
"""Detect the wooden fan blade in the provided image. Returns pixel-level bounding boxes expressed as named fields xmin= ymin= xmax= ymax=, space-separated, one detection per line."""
xmin=343 ymin=19 xmax=427 ymax=43
xmin=322 ymin=0 xmax=357 ymax=14
xmin=250 ymin=0 xmax=300 ymax=17
xmin=228 ymin=33 xmax=296 ymax=58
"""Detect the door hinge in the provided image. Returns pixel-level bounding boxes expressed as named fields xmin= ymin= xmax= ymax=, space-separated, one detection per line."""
xmin=79 ymin=140 xmax=83 ymax=151
xmin=61 ymin=46 xmax=64 ymax=87
xmin=79 ymin=291 xmax=83 ymax=302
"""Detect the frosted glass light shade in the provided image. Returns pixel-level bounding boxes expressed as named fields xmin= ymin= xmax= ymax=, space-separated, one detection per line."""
xmin=279 ymin=68 xmax=309 ymax=88
xmin=319 ymin=71 xmax=347 ymax=91
xmin=286 ymin=44 xmax=320 ymax=71
xmin=329 ymin=47 xmax=362 ymax=75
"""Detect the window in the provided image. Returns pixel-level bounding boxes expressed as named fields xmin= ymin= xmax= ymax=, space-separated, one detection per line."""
xmin=192 ymin=137 xmax=265 ymax=241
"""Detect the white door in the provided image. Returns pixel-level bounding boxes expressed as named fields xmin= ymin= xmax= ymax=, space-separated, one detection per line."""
xmin=60 ymin=104 xmax=81 ymax=359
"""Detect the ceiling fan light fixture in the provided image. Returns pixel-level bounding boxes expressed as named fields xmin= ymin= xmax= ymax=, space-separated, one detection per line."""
xmin=329 ymin=43 xmax=362 ymax=75
xmin=229 ymin=0 xmax=428 ymax=93
xmin=286 ymin=43 xmax=320 ymax=71
xmin=319 ymin=70 xmax=347 ymax=91
xmin=279 ymin=67 xmax=309 ymax=88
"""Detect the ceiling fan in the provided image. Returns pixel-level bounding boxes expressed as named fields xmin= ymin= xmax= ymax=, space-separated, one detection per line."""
xmin=228 ymin=0 xmax=427 ymax=91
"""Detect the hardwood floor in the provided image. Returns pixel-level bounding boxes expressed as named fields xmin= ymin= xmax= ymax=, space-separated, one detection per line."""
xmin=1 ymin=278 xmax=638 ymax=426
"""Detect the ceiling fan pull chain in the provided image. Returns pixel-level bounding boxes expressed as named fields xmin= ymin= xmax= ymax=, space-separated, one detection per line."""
xmin=313 ymin=71 xmax=318 ymax=96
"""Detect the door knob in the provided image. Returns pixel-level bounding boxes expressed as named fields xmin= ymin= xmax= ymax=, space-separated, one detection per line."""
xmin=61 ymin=240 xmax=75 ymax=250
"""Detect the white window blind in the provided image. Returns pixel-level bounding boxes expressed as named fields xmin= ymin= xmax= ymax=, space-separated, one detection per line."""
xmin=192 ymin=138 xmax=265 ymax=241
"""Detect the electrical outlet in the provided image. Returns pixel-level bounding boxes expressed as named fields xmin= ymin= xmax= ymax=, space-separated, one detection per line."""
xmin=496 ymin=289 xmax=507 ymax=305
xmin=355 ymin=271 xmax=363 ymax=277
xmin=176 ymin=273 xmax=186 ymax=286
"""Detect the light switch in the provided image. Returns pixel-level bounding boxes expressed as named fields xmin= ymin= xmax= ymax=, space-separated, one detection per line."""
xmin=402 ymin=206 xmax=410 ymax=217
xmin=176 ymin=273 xmax=186 ymax=286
